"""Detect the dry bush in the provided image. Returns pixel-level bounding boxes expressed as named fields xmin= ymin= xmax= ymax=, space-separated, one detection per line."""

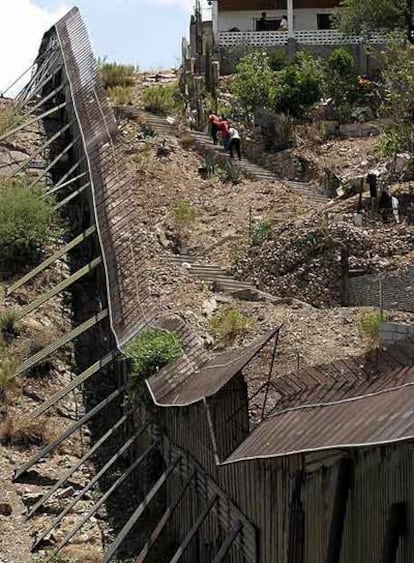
xmin=98 ymin=60 xmax=135 ymax=89
xmin=0 ymin=104 xmax=23 ymax=136
xmin=0 ymin=416 xmax=56 ymax=448
xmin=179 ymin=132 xmax=197 ymax=150
xmin=107 ymin=85 xmax=134 ymax=106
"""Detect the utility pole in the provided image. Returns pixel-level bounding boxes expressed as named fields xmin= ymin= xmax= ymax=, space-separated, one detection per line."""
xmin=287 ymin=0 xmax=294 ymax=38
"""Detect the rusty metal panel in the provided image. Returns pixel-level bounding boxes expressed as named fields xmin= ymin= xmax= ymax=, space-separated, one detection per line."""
xmin=223 ymin=381 xmax=414 ymax=462
xmin=149 ymin=328 xmax=279 ymax=406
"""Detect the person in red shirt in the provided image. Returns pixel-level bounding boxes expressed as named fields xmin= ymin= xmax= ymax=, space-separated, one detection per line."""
xmin=208 ymin=111 xmax=219 ymax=145
xmin=214 ymin=117 xmax=230 ymax=151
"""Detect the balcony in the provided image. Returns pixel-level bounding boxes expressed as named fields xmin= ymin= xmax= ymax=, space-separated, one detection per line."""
xmin=218 ymin=29 xmax=394 ymax=47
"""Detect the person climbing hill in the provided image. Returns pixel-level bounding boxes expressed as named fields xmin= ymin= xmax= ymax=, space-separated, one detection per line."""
xmin=228 ymin=126 xmax=242 ymax=160
xmin=208 ymin=110 xmax=219 ymax=145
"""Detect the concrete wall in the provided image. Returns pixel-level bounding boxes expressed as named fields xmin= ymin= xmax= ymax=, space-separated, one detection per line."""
xmin=218 ymin=8 xmax=335 ymax=31
xmin=380 ymin=322 xmax=414 ymax=345
xmin=346 ymin=268 xmax=414 ymax=313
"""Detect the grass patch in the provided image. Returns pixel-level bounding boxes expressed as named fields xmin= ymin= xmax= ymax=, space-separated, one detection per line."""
xmin=171 ymin=200 xmax=197 ymax=231
xmin=99 ymin=60 xmax=135 ymax=89
xmin=107 ymin=85 xmax=134 ymax=105
xmin=0 ymin=345 xmax=19 ymax=411
xmin=0 ymin=179 xmax=57 ymax=275
xmin=209 ymin=307 xmax=254 ymax=347
xmin=251 ymin=220 xmax=272 ymax=247
xmin=0 ymin=309 xmax=21 ymax=340
xmin=142 ymin=85 xmax=184 ymax=115
xmin=358 ymin=310 xmax=385 ymax=347
xmin=0 ymin=104 xmax=23 ymax=136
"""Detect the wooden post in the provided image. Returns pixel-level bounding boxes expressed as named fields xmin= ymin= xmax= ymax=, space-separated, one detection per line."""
xmin=340 ymin=249 xmax=349 ymax=306
xmin=380 ymin=503 xmax=407 ymax=563
xmin=325 ymin=458 xmax=353 ymax=563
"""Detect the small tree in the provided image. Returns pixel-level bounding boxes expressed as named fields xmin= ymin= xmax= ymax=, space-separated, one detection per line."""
xmin=232 ymin=51 xmax=276 ymax=117
xmin=380 ymin=42 xmax=414 ymax=154
xmin=339 ymin=0 xmax=413 ymax=43
xmin=324 ymin=48 xmax=361 ymax=120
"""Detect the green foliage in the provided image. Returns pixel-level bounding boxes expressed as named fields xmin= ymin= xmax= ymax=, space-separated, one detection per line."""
xmin=358 ymin=310 xmax=386 ymax=345
xmin=142 ymin=85 xmax=184 ymax=115
xmin=124 ymin=328 xmax=182 ymax=380
xmin=323 ymin=48 xmax=361 ymax=121
xmin=339 ymin=0 xmax=413 ymax=41
xmin=273 ymin=52 xmax=323 ymax=118
xmin=209 ymin=307 xmax=254 ymax=346
xmin=232 ymin=51 xmax=276 ymax=117
xmin=0 ymin=104 xmax=23 ymax=136
xmin=268 ymin=50 xmax=289 ymax=71
xmin=107 ymin=85 xmax=134 ymax=105
xmin=0 ymin=343 xmax=19 ymax=406
xmin=98 ymin=59 xmax=135 ymax=89
xmin=0 ymin=310 xmax=21 ymax=338
xmin=220 ymin=161 xmax=244 ymax=185
xmin=251 ymin=221 xmax=272 ymax=247
xmin=379 ymin=43 xmax=414 ymax=154
xmin=0 ymin=179 xmax=56 ymax=274
xmin=270 ymin=113 xmax=295 ymax=151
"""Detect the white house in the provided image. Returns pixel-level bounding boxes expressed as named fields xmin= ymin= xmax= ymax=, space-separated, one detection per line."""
xmin=206 ymin=0 xmax=382 ymax=48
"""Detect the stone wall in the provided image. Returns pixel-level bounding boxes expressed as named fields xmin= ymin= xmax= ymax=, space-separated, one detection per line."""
xmin=346 ymin=268 xmax=414 ymax=313
xmin=380 ymin=322 xmax=414 ymax=345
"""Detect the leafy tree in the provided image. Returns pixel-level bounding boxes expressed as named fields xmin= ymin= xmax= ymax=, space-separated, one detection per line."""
xmin=339 ymin=0 xmax=414 ymax=42
xmin=324 ymin=48 xmax=361 ymax=120
xmin=232 ymin=51 xmax=276 ymax=117
xmin=379 ymin=42 xmax=414 ymax=154
xmin=273 ymin=52 xmax=323 ymax=118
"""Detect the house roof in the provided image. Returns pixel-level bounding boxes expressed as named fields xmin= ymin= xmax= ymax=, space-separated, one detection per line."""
xmin=224 ymin=366 xmax=414 ymax=463
xmin=146 ymin=327 xmax=280 ymax=407
xmin=218 ymin=0 xmax=340 ymax=12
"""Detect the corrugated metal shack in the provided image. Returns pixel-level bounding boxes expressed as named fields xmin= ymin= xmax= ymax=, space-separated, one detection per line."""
xmin=143 ymin=337 xmax=414 ymax=563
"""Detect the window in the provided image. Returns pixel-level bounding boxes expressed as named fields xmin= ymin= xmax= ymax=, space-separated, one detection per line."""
xmin=317 ymin=14 xmax=332 ymax=30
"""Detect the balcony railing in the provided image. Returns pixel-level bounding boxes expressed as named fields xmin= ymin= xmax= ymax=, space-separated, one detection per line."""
xmin=218 ymin=29 xmax=396 ymax=47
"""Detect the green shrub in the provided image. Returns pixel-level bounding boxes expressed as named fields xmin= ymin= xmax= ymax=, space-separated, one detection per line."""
xmin=124 ymin=328 xmax=182 ymax=380
xmin=268 ymin=50 xmax=289 ymax=71
xmin=0 ymin=179 xmax=56 ymax=274
xmin=108 ymin=85 xmax=134 ymax=105
xmin=99 ymin=59 xmax=135 ymax=89
xmin=220 ymin=161 xmax=244 ymax=185
xmin=251 ymin=221 xmax=272 ymax=247
xmin=358 ymin=310 xmax=385 ymax=346
xmin=274 ymin=52 xmax=323 ymax=118
xmin=209 ymin=308 xmax=254 ymax=346
xmin=0 ymin=104 xmax=22 ymax=136
xmin=323 ymin=48 xmax=361 ymax=121
xmin=0 ymin=310 xmax=21 ymax=339
xmin=142 ymin=85 xmax=184 ymax=115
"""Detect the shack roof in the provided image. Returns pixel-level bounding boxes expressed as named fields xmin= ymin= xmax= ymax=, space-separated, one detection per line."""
xmin=224 ymin=367 xmax=414 ymax=463
xmin=147 ymin=327 xmax=280 ymax=407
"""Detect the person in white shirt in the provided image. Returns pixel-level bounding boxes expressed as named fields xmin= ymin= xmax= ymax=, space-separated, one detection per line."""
xmin=228 ymin=127 xmax=242 ymax=160
xmin=279 ymin=16 xmax=288 ymax=31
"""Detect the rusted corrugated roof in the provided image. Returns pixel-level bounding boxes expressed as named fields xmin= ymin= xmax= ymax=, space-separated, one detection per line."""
xmin=270 ymin=339 xmax=414 ymax=411
xmin=224 ymin=370 xmax=414 ymax=463
xmin=147 ymin=327 xmax=280 ymax=406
